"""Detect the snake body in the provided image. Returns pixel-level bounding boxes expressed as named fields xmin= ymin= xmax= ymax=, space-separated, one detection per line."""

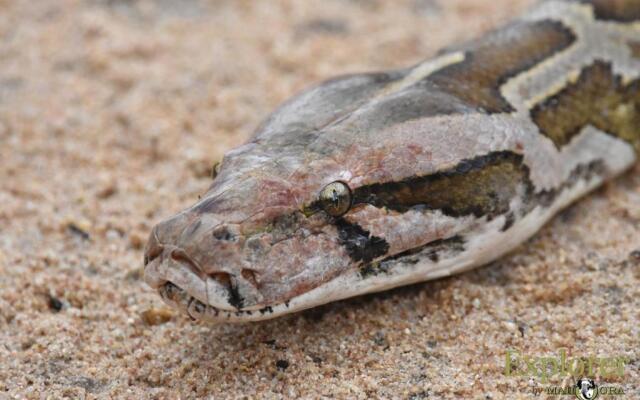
xmin=144 ymin=0 xmax=640 ymax=322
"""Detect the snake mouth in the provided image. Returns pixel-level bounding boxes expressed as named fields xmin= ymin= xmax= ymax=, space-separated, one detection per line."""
xmin=145 ymin=250 xmax=246 ymax=313
xmin=144 ymin=242 xmax=281 ymax=322
xmin=158 ymin=281 xmax=215 ymax=320
xmin=157 ymin=281 xmax=289 ymax=322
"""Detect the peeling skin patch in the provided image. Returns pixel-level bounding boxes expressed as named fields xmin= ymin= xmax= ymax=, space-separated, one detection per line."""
xmin=531 ymin=61 xmax=640 ymax=151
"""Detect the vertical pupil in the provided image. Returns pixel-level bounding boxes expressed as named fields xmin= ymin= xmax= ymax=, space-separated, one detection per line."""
xmin=331 ymin=189 xmax=339 ymax=206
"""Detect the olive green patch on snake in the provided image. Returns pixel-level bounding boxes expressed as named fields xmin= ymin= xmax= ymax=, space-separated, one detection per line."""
xmin=531 ymin=60 xmax=640 ymax=150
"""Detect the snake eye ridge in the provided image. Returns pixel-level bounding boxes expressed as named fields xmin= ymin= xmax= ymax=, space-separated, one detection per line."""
xmin=318 ymin=181 xmax=352 ymax=217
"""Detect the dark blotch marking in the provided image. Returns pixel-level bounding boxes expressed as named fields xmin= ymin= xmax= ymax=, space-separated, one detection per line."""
xmin=531 ymin=61 xmax=640 ymax=151
xmin=502 ymin=212 xmax=516 ymax=231
xmin=575 ymin=0 xmax=640 ymax=22
xmin=228 ymin=284 xmax=244 ymax=310
xmin=352 ymin=151 xmax=528 ymax=219
xmin=335 ymin=217 xmax=390 ymax=263
xmin=425 ymin=20 xmax=576 ymax=113
xmin=259 ymin=306 xmax=274 ymax=314
xmin=360 ymin=236 xmax=466 ymax=278
xmin=210 ymin=272 xmax=244 ymax=309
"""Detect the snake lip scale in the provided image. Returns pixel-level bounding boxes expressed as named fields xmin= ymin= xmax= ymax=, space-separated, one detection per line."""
xmin=144 ymin=0 xmax=640 ymax=323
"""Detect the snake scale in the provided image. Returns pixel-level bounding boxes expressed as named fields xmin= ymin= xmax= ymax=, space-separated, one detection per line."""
xmin=144 ymin=0 xmax=640 ymax=323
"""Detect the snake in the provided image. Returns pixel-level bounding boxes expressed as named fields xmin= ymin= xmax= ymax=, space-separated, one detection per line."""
xmin=143 ymin=0 xmax=640 ymax=323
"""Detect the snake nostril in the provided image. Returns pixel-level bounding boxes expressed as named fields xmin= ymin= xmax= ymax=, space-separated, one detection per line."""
xmin=209 ymin=271 xmax=232 ymax=288
xmin=144 ymin=247 xmax=162 ymax=266
xmin=170 ymin=249 xmax=206 ymax=279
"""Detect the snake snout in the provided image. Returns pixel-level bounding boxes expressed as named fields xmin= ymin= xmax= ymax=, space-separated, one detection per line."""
xmin=144 ymin=211 xmax=271 ymax=319
xmin=144 ymin=211 xmax=196 ymax=265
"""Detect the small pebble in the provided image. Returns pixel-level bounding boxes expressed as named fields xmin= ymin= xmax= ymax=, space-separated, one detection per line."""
xmin=47 ymin=295 xmax=63 ymax=312
xmin=276 ymin=359 xmax=289 ymax=372
xmin=67 ymin=223 xmax=90 ymax=241
xmin=106 ymin=229 xmax=121 ymax=241
xmin=141 ymin=308 xmax=173 ymax=326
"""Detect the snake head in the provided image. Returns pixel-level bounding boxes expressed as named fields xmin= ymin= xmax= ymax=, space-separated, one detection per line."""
xmin=143 ymin=135 xmax=375 ymax=322
xmin=143 ymin=72 xmax=415 ymax=322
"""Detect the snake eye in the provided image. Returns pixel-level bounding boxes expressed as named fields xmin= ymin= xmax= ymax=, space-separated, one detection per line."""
xmin=318 ymin=181 xmax=352 ymax=217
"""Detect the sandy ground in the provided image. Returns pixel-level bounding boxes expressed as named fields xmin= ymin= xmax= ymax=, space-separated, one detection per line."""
xmin=1 ymin=0 xmax=639 ymax=398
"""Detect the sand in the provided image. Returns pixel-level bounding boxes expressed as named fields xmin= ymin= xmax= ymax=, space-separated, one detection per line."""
xmin=1 ymin=0 xmax=638 ymax=398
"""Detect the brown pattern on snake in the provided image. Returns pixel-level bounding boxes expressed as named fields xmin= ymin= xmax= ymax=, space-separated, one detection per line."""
xmin=350 ymin=151 xmax=608 ymax=221
xmin=575 ymin=0 xmax=640 ymax=22
xmin=353 ymin=157 xmax=608 ymax=274
xmin=424 ymin=20 xmax=576 ymax=113
xmin=531 ymin=60 xmax=640 ymax=150
xmin=351 ymin=151 xmax=528 ymax=219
